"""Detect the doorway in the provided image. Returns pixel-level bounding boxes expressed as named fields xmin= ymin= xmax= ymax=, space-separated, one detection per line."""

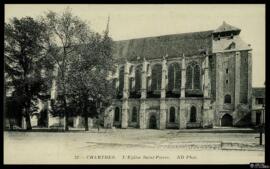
xmin=149 ymin=115 xmax=157 ymax=129
xmin=221 ymin=114 xmax=233 ymax=126
xmin=256 ymin=111 xmax=261 ymax=125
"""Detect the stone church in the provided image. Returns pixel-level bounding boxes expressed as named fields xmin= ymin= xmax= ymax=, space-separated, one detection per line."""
xmin=10 ymin=21 xmax=252 ymax=130
xmin=103 ymin=21 xmax=252 ymax=129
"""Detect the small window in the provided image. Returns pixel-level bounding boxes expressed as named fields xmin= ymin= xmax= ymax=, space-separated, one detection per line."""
xmin=226 ymin=68 xmax=229 ymax=74
xmin=226 ymin=80 xmax=228 ymax=84
xmin=114 ymin=107 xmax=120 ymax=122
xmin=255 ymin=98 xmax=264 ymax=105
xmin=224 ymin=94 xmax=231 ymax=104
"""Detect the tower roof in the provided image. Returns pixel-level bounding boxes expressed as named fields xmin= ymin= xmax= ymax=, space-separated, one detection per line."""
xmin=213 ymin=21 xmax=241 ymax=34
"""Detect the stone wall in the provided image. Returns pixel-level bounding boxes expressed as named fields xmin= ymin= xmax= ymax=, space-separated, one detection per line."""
xmin=209 ymin=55 xmax=216 ymax=100
xmin=108 ymin=97 xmax=205 ymax=129
xmin=240 ymin=51 xmax=249 ymax=104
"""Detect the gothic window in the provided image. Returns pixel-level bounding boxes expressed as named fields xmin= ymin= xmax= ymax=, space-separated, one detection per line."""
xmin=114 ymin=107 xmax=120 ymax=122
xmin=190 ymin=106 xmax=197 ymax=122
xmin=151 ymin=64 xmax=162 ymax=91
xmin=112 ymin=78 xmax=118 ymax=96
xmin=168 ymin=63 xmax=181 ymax=91
xmin=193 ymin=65 xmax=201 ymax=89
xmin=132 ymin=107 xmax=137 ymax=122
xmin=226 ymin=68 xmax=229 ymax=74
xmin=224 ymin=94 xmax=231 ymax=104
xmin=175 ymin=64 xmax=181 ymax=90
xmin=135 ymin=65 xmax=142 ymax=92
xmin=119 ymin=66 xmax=124 ymax=93
xmin=186 ymin=62 xmax=201 ymax=90
xmin=186 ymin=65 xmax=193 ymax=89
xmin=169 ymin=107 xmax=176 ymax=123
xmin=168 ymin=64 xmax=175 ymax=91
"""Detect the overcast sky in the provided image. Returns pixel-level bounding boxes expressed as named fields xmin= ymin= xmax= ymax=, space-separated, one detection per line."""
xmin=5 ymin=4 xmax=265 ymax=87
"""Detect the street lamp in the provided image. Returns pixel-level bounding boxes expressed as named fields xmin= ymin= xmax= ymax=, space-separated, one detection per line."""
xmin=259 ymin=84 xmax=265 ymax=145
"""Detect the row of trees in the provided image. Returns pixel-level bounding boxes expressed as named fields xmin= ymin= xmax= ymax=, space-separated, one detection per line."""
xmin=4 ymin=8 xmax=115 ymax=131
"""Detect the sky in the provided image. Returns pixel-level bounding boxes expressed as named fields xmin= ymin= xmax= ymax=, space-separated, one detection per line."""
xmin=5 ymin=4 xmax=265 ymax=87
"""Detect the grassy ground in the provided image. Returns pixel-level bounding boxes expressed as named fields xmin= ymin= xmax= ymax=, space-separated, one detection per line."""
xmin=4 ymin=129 xmax=265 ymax=164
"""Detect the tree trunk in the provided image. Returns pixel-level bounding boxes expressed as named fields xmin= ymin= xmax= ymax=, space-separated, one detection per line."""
xmin=25 ymin=107 xmax=32 ymax=130
xmin=25 ymin=113 xmax=32 ymax=130
xmin=24 ymin=96 xmax=32 ymax=130
xmin=61 ymin=55 xmax=69 ymax=131
xmin=63 ymin=95 xmax=69 ymax=131
xmin=61 ymin=69 xmax=69 ymax=131
xmin=84 ymin=99 xmax=89 ymax=131
xmin=24 ymin=74 xmax=32 ymax=130
xmin=8 ymin=116 xmax=14 ymax=131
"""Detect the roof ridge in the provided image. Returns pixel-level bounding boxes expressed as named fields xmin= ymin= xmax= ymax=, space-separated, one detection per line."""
xmin=114 ymin=30 xmax=214 ymax=42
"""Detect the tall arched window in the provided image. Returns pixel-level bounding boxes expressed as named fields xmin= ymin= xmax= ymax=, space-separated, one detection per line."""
xmin=186 ymin=65 xmax=193 ymax=89
xmin=151 ymin=64 xmax=162 ymax=91
xmin=224 ymin=94 xmax=232 ymax=104
xmin=119 ymin=66 xmax=125 ymax=93
xmin=168 ymin=63 xmax=181 ymax=91
xmin=186 ymin=62 xmax=201 ymax=90
xmin=190 ymin=106 xmax=197 ymax=122
xmin=114 ymin=107 xmax=120 ymax=122
xmin=169 ymin=107 xmax=176 ymax=123
xmin=135 ymin=65 xmax=142 ymax=92
xmin=194 ymin=65 xmax=201 ymax=89
xmin=132 ymin=107 xmax=137 ymax=122
xmin=112 ymin=78 xmax=117 ymax=96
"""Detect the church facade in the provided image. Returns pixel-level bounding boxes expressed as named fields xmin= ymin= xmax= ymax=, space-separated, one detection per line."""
xmin=103 ymin=22 xmax=253 ymax=129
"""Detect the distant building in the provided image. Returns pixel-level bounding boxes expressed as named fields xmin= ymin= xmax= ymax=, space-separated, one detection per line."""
xmin=251 ymin=87 xmax=265 ymax=126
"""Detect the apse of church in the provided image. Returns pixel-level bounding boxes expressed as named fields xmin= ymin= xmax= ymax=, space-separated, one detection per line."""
xmin=104 ymin=21 xmax=252 ymax=129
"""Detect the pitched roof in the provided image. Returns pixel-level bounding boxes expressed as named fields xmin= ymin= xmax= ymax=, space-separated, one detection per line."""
xmin=113 ymin=30 xmax=213 ymax=62
xmin=252 ymin=87 xmax=265 ymax=98
xmin=212 ymin=35 xmax=251 ymax=53
xmin=213 ymin=21 xmax=241 ymax=33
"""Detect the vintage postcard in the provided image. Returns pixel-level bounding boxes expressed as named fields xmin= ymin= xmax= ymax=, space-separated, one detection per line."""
xmin=4 ymin=4 xmax=266 ymax=165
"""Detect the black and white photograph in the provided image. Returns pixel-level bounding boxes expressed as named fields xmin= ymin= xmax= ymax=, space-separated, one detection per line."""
xmin=3 ymin=4 xmax=267 ymax=165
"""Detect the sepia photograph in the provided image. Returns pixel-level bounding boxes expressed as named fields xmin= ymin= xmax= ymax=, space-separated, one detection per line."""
xmin=3 ymin=4 xmax=267 ymax=165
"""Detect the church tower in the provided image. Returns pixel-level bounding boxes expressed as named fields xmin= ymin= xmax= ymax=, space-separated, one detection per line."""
xmin=212 ymin=21 xmax=252 ymax=127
